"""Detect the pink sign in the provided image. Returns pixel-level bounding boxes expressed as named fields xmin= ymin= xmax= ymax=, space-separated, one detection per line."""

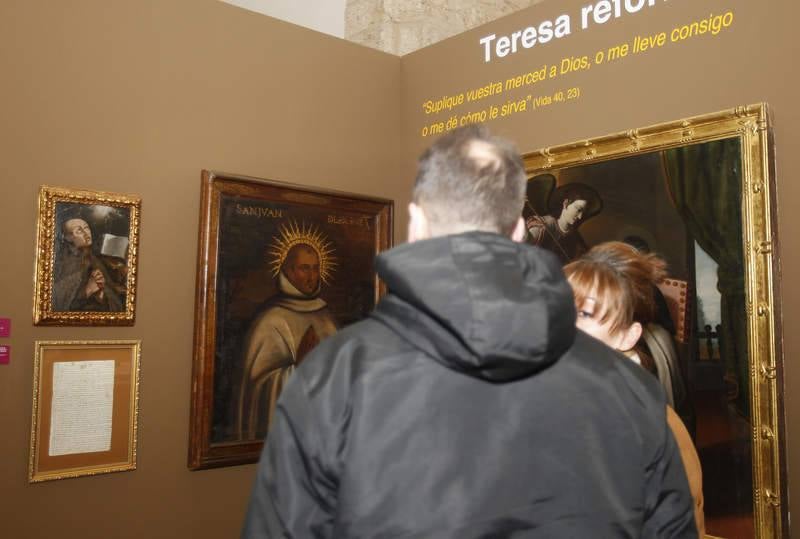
xmin=0 ymin=345 xmax=9 ymax=365
xmin=0 ymin=318 xmax=9 ymax=338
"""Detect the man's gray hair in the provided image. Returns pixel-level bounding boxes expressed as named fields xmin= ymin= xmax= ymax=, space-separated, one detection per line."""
xmin=413 ymin=124 xmax=526 ymax=236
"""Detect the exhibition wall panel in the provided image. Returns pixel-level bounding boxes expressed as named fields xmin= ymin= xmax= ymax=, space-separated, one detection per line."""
xmin=401 ymin=0 xmax=798 ymax=535
xmin=0 ymin=1 xmax=403 ymax=537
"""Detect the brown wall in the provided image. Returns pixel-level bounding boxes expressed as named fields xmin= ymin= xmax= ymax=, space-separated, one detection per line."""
xmin=401 ymin=0 xmax=798 ymax=530
xmin=3 ymin=0 xmax=798 ymax=536
xmin=0 ymin=1 xmax=403 ymax=537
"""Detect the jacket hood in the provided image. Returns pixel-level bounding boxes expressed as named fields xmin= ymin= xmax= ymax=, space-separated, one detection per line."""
xmin=373 ymin=231 xmax=576 ymax=382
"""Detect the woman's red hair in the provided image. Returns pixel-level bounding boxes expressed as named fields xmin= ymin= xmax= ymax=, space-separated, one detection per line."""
xmin=564 ymin=241 xmax=667 ymax=335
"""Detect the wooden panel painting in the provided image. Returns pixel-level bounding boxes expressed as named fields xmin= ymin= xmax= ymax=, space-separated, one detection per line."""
xmin=189 ymin=171 xmax=393 ymax=470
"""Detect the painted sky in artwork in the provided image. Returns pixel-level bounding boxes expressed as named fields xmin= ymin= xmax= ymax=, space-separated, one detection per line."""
xmin=694 ymin=242 xmax=721 ymax=327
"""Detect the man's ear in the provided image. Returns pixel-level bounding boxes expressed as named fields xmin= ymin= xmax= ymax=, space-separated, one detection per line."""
xmin=510 ymin=217 xmax=526 ymax=242
xmin=618 ymin=321 xmax=643 ymax=353
xmin=407 ymin=203 xmax=430 ymax=243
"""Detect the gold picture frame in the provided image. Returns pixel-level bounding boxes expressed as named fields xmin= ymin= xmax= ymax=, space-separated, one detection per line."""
xmin=29 ymin=340 xmax=141 ymax=483
xmin=33 ymin=186 xmax=141 ymax=326
xmin=523 ymin=104 xmax=785 ymax=538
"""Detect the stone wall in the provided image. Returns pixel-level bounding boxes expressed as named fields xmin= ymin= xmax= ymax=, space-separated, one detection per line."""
xmin=346 ymin=0 xmax=545 ymax=56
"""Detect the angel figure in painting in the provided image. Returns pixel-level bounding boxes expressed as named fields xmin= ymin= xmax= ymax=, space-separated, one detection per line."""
xmin=523 ymin=174 xmax=603 ymax=264
xmin=238 ymin=222 xmax=338 ymax=441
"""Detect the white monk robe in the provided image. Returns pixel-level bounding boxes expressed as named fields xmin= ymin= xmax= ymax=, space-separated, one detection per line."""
xmin=238 ymin=272 xmax=337 ymax=440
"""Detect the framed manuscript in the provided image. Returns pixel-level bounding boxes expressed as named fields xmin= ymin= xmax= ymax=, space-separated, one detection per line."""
xmin=188 ymin=171 xmax=393 ymax=469
xmin=29 ymin=340 xmax=141 ymax=483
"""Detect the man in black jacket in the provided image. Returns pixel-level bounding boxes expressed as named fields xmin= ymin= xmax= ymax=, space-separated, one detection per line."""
xmin=242 ymin=125 xmax=697 ymax=538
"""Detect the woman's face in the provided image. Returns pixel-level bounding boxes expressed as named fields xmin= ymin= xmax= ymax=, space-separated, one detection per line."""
xmin=561 ymin=199 xmax=587 ymax=229
xmin=575 ymin=297 xmax=627 ymax=351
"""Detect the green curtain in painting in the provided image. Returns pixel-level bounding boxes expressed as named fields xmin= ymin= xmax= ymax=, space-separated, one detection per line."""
xmin=663 ymin=138 xmax=749 ymax=418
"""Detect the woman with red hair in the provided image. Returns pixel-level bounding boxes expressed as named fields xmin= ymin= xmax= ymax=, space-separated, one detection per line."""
xmin=564 ymin=241 xmax=705 ymax=536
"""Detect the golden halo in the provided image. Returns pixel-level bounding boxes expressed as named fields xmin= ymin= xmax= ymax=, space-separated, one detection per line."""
xmin=268 ymin=220 xmax=336 ymax=284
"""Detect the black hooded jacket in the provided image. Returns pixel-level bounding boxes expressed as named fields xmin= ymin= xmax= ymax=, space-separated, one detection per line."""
xmin=242 ymin=232 xmax=696 ymax=538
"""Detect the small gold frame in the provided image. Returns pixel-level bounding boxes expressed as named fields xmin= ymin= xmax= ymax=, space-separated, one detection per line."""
xmin=29 ymin=340 xmax=141 ymax=483
xmin=523 ymin=103 xmax=785 ymax=538
xmin=33 ymin=186 xmax=141 ymax=325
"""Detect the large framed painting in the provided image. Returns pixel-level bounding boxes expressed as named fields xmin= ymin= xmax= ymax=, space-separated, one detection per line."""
xmin=189 ymin=171 xmax=393 ymax=470
xmin=523 ymin=104 xmax=785 ymax=538
xmin=33 ymin=186 xmax=141 ymax=326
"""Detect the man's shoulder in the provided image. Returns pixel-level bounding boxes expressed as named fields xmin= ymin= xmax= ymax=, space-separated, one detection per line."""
xmin=309 ymin=316 xmax=409 ymax=363
xmin=295 ymin=316 xmax=412 ymax=383
xmin=564 ymin=331 xmax=668 ymax=413
xmin=551 ymin=332 xmax=670 ymax=464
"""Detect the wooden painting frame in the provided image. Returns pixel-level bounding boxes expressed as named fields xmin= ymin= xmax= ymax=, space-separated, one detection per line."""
xmin=33 ymin=186 xmax=141 ymax=326
xmin=188 ymin=171 xmax=393 ymax=470
xmin=29 ymin=340 xmax=141 ymax=483
xmin=522 ymin=104 xmax=785 ymax=538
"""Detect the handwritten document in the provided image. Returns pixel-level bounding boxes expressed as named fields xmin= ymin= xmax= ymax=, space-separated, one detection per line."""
xmin=49 ymin=360 xmax=115 ymax=457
